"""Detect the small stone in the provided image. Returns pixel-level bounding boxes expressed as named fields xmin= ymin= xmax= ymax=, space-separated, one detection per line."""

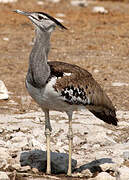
xmin=19 ymin=166 xmax=31 ymax=172
xmin=123 ymin=151 xmax=129 ymax=161
xmin=118 ymin=166 xmax=129 ymax=180
xmin=0 ymin=159 xmax=7 ymax=169
xmin=93 ymin=144 xmax=100 ymax=149
xmin=0 ymin=140 xmax=6 ymax=147
xmin=81 ymin=168 xmax=92 ymax=177
xmin=71 ymin=0 xmax=88 ymax=7
xmin=32 ymin=167 xmax=39 ymax=174
xmin=81 ymin=143 xmax=88 ymax=149
xmin=92 ymin=6 xmax=108 ymax=14
xmin=47 ymin=0 xmax=60 ymax=3
xmin=112 ymin=82 xmax=129 ymax=87
xmin=94 ymin=172 xmax=115 ymax=180
xmin=73 ymin=136 xmax=82 ymax=145
xmin=56 ymin=13 xmax=65 ymax=17
xmin=0 ymin=80 xmax=9 ymax=100
xmin=8 ymin=164 xmax=20 ymax=171
xmin=3 ymin=37 xmax=9 ymax=41
xmin=0 ymin=171 xmax=10 ymax=180
xmin=0 ymin=128 xmax=4 ymax=134
xmin=100 ymin=163 xmax=118 ymax=172
xmin=94 ymin=69 xmax=99 ymax=73
xmin=76 ymin=158 xmax=115 ymax=173
xmin=37 ymin=1 xmax=44 ymax=5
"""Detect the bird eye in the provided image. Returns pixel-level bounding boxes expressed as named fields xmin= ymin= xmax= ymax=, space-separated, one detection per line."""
xmin=38 ymin=15 xmax=43 ymax=20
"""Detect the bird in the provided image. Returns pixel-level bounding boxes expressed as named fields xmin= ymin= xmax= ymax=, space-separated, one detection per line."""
xmin=13 ymin=10 xmax=118 ymax=176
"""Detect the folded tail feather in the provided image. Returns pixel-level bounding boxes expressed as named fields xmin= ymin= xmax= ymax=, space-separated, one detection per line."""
xmin=89 ymin=109 xmax=118 ymax=126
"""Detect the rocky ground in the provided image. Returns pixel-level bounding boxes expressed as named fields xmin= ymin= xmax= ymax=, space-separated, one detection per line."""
xmin=0 ymin=0 xmax=129 ymax=179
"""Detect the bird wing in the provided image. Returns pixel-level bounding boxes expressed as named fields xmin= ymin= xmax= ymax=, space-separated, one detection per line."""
xmin=48 ymin=61 xmax=118 ymax=126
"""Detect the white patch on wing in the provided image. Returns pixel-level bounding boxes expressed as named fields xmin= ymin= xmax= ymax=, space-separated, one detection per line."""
xmin=26 ymin=77 xmax=76 ymax=112
xmin=63 ymin=73 xmax=72 ymax=76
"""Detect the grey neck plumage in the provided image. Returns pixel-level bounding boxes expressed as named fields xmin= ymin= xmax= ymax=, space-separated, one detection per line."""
xmin=26 ymin=28 xmax=51 ymax=88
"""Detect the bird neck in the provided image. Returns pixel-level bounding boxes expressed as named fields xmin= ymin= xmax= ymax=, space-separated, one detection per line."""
xmin=27 ymin=29 xmax=51 ymax=88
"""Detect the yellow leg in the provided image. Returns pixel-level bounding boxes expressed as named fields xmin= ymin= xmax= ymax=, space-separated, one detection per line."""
xmin=67 ymin=112 xmax=73 ymax=176
xmin=45 ymin=128 xmax=51 ymax=174
xmin=43 ymin=109 xmax=52 ymax=175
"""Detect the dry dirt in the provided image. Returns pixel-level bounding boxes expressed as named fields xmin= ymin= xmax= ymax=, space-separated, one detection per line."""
xmin=0 ymin=0 xmax=129 ymax=114
xmin=0 ymin=0 xmax=129 ymax=179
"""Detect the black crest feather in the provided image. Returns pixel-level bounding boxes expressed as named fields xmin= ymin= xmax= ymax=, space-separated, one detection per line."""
xmin=37 ymin=12 xmax=67 ymax=30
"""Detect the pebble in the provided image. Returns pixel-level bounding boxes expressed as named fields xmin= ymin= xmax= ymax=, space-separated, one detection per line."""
xmin=37 ymin=1 xmax=44 ymax=5
xmin=47 ymin=0 xmax=60 ymax=3
xmin=123 ymin=151 xmax=129 ymax=161
xmin=93 ymin=172 xmax=115 ymax=180
xmin=0 ymin=80 xmax=9 ymax=100
xmin=118 ymin=166 xmax=129 ymax=180
xmin=0 ymin=0 xmax=16 ymax=2
xmin=56 ymin=13 xmax=65 ymax=17
xmin=70 ymin=0 xmax=88 ymax=7
xmin=92 ymin=6 xmax=108 ymax=14
xmin=0 ymin=172 xmax=10 ymax=180
xmin=100 ymin=162 xmax=118 ymax=172
xmin=3 ymin=37 xmax=9 ymax=41
xmin=112 ymin=82 xmax=129 ymax=87
xmin=0 ymin=128 xmax=4 ymax=134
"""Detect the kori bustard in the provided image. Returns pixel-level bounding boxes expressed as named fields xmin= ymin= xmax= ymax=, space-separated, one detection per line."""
xmin=13 ymin=10 xmax=118 ymax=176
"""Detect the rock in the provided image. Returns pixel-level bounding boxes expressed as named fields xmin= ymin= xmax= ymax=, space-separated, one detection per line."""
xmin=47 ymin=0 xmax=60 ymax=3
xmin=19 ymin=166 xmax=31 ymax=172
xmin=123 ymin=151 xmax=129 ymax=161
xmin=56 ymin=13 xmax=65 ymax=18
xmin=70 ymin=0 xmax=88 ymax=7
xmin=87 ymin=130 xmax=116 ymax=146
xmin=0 ymin=171 xmax=10 ymax=180
xmin=3 ymin=37 xmax=9 ymax=41
xmin=92 ymin=6 xmax=108 ymax=14
xmin=0 ymin=148 xmax=11 ymax=169
xmin=112 ymin=82 xmax=129 ymax=87
xmin=20 ymin=150 xmax=77 ymax=174
xmin=0 ymin=140 xmax=6 ymax=147
xmin=0 ymin=0 xmax=17 ymax=2
xmin=76 ymin=158 xmax=114 ymax=173
xmin=0 ymin=128 xmax=4 ymax=134
xmin=100 ymin=163 xmax=118 ymax=172
xmin=31 ymin=167 xmax=39 ymax=174
xmin=37 ymin=1 xmax=44 ymax=5
xmin=81 ymin=168 xmax=92 ymax=177
xmin=0 ymin=159 xmax=7 ymax=169
xmin=118 ymin=166 xmax=129 ymax=180
xmin=93 ymin=172 xmax=115 ymax=180
xmin=0 ymin=80 xmax=8 ymax=100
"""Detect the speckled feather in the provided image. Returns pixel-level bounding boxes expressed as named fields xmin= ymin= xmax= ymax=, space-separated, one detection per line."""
xmin=48 ymin=61 xmax=118 ymax=126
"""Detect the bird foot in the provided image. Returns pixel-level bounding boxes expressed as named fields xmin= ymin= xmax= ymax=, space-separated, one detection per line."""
xmin=67 ymin=170 xmax=72 ymax=176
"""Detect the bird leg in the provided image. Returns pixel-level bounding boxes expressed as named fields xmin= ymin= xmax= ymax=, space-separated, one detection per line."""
xmin=44 ymin=109 xmax=52 ymax=174
xmin=67 ymin=112 xmax=73 ymax=176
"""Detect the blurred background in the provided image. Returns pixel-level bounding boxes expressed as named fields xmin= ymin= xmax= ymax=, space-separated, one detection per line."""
xmin=0 ymin=0 xmax=129 ymax=113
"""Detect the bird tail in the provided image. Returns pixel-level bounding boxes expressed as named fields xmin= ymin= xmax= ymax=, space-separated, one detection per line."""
xmin=88 ymin=107 xmax=118 ymax=126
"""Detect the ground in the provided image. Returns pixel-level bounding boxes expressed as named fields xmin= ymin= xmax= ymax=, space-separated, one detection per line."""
xmin=0 ymin=0 xmax=129 ymax=179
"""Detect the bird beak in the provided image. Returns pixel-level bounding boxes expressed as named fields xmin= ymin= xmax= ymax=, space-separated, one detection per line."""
xmin=13 ymin=9 xmax=31 ymax=17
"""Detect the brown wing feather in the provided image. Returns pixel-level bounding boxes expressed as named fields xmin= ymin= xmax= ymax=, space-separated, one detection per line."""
xmin=48 ymin=61 xmax=118 ymax=126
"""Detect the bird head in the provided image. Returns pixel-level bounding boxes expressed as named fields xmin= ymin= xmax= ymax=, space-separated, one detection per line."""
xmin=13 ymin=10 xmax=67 ymax=33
